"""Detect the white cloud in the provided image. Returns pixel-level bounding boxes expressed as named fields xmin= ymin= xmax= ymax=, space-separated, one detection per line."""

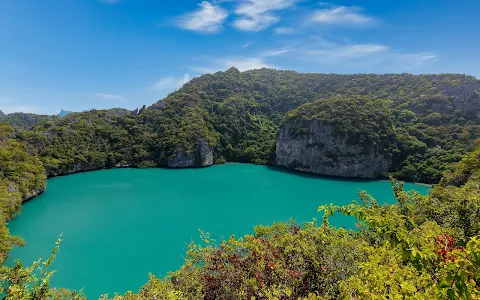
xmin=192 ymin=66 xmax=219 ymax=74
xmin=309 ymin=6 xmax=373 ymax=26
xmin=305 ymin=44 xmax=389 ymax=62
xmin=233 ymin=15 xmax=278 ymax=31
xmin=300 ymin=39 xmax=438 ymax=70
xmin=194 ymin=57 xmax=274 ymax=74
xmin=307 ymin=35 xmax=338 ymax=48
xmin=233 ymin=0 xmax=299 ymax=31
xmin=273 ymin=27 xmax=295 ymax=34
xmin=395 ymin=52 xmax=439 ymax=69
xmin=241 ymin=42 xmax=254 ymax=48
xmin=235 ymin=0 xmax=298 ymax=16
xmin=222 ymin=57 xmax=274 ymax=71
xmin=177 ymin=1 xmax=228 ymax=33
xmin=95 ymin=93 xmax=126 ymax=100
xmin=263 ymin=48 xmax=294 ymax=56
xmin=153 ymin=73 xmax=191 ymax=90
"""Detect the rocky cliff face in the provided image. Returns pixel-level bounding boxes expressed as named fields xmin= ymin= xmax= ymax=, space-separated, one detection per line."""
xmin=45 ymin=162 xmax=103 ymax=177
xmin=275 ymin=121 xmax=392 ymax=179
xmin=23 ymin=186 xmax=45 ymax=201
xmin=167 ymin=138 xmax=213 ymax=168
xmin=444 ymin=81 xmax=480 ymax=117
xmin=7 ymin=182 xmax=45 ymax=203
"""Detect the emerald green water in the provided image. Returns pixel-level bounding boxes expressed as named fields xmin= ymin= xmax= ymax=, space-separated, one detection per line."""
xmin=7 ymin=164 xmax=429 ymax=297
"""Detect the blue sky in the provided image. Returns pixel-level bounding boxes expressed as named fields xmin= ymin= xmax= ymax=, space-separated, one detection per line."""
xmin=1 ymin=0 xmax=479 ymax=115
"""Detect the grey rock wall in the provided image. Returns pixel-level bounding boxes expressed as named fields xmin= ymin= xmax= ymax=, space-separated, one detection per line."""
xmin=275 ymin=121 xmax=391 ymax=179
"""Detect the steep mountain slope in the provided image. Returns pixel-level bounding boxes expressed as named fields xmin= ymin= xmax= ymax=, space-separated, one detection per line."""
xmin=4 ymin=68 xmax=479 ymax=183
xmin=276 ymin=97 xmax=396 ymax=178
xmin=0 ymin=124 xmax=45 ymax=260
xmin=149 ymin=68 xmax=480 ymax=182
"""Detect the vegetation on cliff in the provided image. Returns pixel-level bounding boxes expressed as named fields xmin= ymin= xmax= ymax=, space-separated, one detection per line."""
xmin=0 ymin=124 xmax=45 ymax=261
xmin=2 ymin=69 xmax=477 ymax=183
xmin=158 ymin=70 xmax=480 ymax=182
xmin=281 ymin=96 xmax=397 ymax=165
xmin=19 ymin=109 xmax=153 ymax=175
xmin=283 ymin=97 xmax=394 ymax=143
xmin=0 ymin=112 xmax=59 ymax=130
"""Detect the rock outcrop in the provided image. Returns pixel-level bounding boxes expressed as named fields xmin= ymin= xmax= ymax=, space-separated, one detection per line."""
xmin=7 ymin=182 xmax=45 ymax=203
xmin=444 ymin=81 xmax=480 ymax=117
xmin=167 ymin=138 xmax=213 ymax=168
xmin=24 ymin=186 xmax=45 ymax=202
xmin=45 ymin=162 xmax=102 ymax=177
xmin=275 ymin=121 xmax=392 ymax=179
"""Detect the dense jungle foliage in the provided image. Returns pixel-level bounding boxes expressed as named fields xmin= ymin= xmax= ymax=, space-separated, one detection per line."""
xmin=0 ymin=124 xmax=45 ymax=262
xmin=2 ymin=69 xmax=479 ymax=183
xmin=1 ymin=69 xmax=480 ymax=298
xmin=170 ymin=69 xmax=480 ymax=183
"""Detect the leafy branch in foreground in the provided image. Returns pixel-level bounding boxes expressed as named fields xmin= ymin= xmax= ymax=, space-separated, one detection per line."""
xmin=319 ymin=179 xmax=480 ymax=299
xmin=0 ymin=236 xmax=85 ymax=300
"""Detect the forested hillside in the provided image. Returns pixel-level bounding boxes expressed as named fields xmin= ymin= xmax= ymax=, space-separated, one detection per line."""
xmin=1 ymin=69 xmax=480 ymax=299
xmin=0 ymin=125 xmax=45 ymax=261
xmin=2 ymin=69 xmax=478 ymax=184
xmin=0 ymin=111 xmax=59 ymax=130
xmin=156 ymin=69 xmax=480 ymax=182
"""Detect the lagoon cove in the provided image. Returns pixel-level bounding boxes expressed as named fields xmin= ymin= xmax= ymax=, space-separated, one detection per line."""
xmin=8 ymin=164 xmax=429 ymax=297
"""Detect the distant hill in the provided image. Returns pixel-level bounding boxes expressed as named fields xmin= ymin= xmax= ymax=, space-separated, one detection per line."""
xmin=0 ymin=107 xmax=134 ymax=129
xmin=0 ymin=112 xmax=59 ymax=129
xmin=57 ymin=109 xmax=73 ymax=117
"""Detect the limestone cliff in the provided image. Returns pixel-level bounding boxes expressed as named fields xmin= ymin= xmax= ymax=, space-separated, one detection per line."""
xmin=275 ymin=121 xmax=392 ymax=178
xmin=7 ymin=181 xmax=45 ymax=203
xmin=275 ymin=97 xmax=395 ymax=179
xmin=23 ymin=186 xmax=45 ymax=201
xmin=166 ymin=138 xmax=214 ymax=168
xmin=444 ymin=81 xmax=480 ymax=117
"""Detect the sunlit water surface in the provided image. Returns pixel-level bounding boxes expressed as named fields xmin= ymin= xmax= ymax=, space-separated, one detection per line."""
xmin=8 ymin=164 xmax=430 ymax=297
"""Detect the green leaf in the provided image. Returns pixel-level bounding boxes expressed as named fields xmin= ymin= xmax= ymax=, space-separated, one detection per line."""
xmin=447 ymin=288 xmax=455 ymax=300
